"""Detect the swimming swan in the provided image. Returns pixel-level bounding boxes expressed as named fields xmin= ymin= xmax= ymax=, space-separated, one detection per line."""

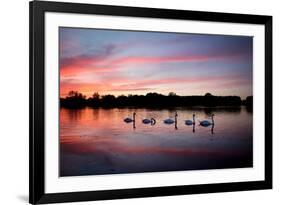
xmin=185 ymin=114 xmax=195 ymax=125
xmin=142 ymin=118 xmax=156 ymax=125
xmin=124 ymin=112 xmax=136 ymax=123
xmin=164 ymin=112 xmax=178 ymax=124
xmin=199 ymin=114 xmax=214 ymax=127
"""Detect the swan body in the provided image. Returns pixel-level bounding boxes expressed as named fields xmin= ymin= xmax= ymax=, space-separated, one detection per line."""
xmin=185 ymin=114 xmax=195 ymax=125
xmin=199 ymin=120 xmax=212 ymax=127
xmin=199 ymin=114 xmax=214 ymax=127
xmin=124 ymin=112 xmax=136 ymax=123
xmin=164 ymin=112 xmax=178 ymax=124
xmin=185 ymin=120 xmax=193 ymax=125
xmin=163 ymin=118 xmax=175 ymax=124
xmin=142 ymin=119 xmax=151 ymax=124
xmin=124 ymin=118 xmax=133 ymax=123
xmin=142 ymin=118 xmax=156 ymax=125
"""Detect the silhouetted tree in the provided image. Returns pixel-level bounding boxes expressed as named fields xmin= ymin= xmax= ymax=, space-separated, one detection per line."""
xmin=242 ymin=96 xmax=253 ymax=112
xmin=100 ymin=95 xmax=116 ymax=107
xmin=61 ymin=91 xmax=86 ymax=108
xmin=168 ymin=92 xmax=177 ymax=96
xmin=92 ymin=92 xmax=100 ymax=100
xmin=60 ymin=91 xmax=245 ymax=108
xmin=68 ymin=90 xmax=76 ymax=97
xmin=87 ymin=92 xmax=101 ymax=107
xmin=205 ymin=93 xmax=213 ymax=97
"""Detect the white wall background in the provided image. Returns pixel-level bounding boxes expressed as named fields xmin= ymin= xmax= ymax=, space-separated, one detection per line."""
xmin=0 ymin=0 xmax=279 ymax=204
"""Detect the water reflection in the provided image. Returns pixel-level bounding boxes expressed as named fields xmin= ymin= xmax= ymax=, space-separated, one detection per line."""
xmin=60 ymin=107 xmax=252 ymax=176
xmin=184 ymin=122 xmax=214 ymax=134
xmin=193 ymin=124 xmax=195 ymax=133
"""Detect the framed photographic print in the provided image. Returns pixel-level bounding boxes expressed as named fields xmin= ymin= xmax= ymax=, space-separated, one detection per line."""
xmin=29 ymin=0 xmax=272 ymax=204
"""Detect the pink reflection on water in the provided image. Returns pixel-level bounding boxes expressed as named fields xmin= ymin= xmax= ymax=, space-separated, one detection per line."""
xmin=60 ymin=107 xmax=253 ymax=176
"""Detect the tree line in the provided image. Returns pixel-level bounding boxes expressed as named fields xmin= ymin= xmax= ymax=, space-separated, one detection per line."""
xmin=60 ymin=91 xmax=253 ymax=109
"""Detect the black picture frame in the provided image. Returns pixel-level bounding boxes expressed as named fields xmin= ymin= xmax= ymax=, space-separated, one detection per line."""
xmin=29 ymin=0 xmax=272 ymax=204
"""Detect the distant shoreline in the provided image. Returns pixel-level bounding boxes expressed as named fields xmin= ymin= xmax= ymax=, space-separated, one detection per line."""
xmin=60 ymin=91 xmax=253 ymax=110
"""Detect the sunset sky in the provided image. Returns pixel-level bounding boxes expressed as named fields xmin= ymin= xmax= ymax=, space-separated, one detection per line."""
xmin=59 ymin=27 xmax=253 ymax=99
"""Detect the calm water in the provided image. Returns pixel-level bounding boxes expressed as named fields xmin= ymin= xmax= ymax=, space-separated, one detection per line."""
xmin=60 ymin=107 xmax=253 ymax=176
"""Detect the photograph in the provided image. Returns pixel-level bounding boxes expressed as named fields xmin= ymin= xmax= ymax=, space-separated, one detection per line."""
xmin=29 ymin=1 xmax=272 ymax=203
xmin=59 ymin=27 xmax=253 ymax=177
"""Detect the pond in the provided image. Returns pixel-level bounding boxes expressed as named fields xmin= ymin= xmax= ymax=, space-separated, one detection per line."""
xmin=60 ymin=107 xmax=253 ymax=176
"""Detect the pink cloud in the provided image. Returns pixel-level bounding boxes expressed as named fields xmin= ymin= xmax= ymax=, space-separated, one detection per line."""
xmin=60 ymin=73 xmax=249 ymax=98
xmin=60 ymin=66 xmax=117 ymax=77
xmin=111 ymin=74 xmax=246 ymax=89
xmin=107 ymin=55 xmax=211 ymax=66
xmin=60 ymin=52 xmax=232 ymax=78
xmin=59 ymin=50 xmax=250 ymax=98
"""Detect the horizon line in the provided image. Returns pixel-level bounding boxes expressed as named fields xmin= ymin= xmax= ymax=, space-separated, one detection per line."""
xmin=60 ymin=91 xmax=252 ymax=100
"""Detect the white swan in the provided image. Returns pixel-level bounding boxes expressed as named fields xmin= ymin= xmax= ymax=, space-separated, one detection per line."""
xmin=142 ymin=118 xmax=156 ymax=125
xmin=199 ymin=114 xmax=214 ymax=127
xmin=185 ymin=114 xmax=195 ymax=125
xmin=164 ymin=112 xmax=178 ymax=124
xmin=124 ymin=112 xmax=136 ymax=123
